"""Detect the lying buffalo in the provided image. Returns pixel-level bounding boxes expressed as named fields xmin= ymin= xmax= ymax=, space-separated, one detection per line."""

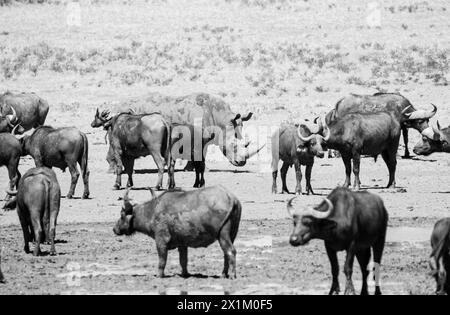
xmin=413 ymin=121 xmax=450 ymax=156
xmin=117 ymin=93 xmax=264 ymax=188
xmin=0 ymin=92 xmax=49 ymax=133
xmin=113 ymin=185 xmax=242 ymax=278
xmin=6 ymin=167 xmax=61 ymax=256
xmin=309 ymin=112 xmax=401 ymax=190
xmin=105 ymin=112 xmax=173 ymax=190
xmin=317 ymin=93 xmax=437 ymax=158
xmin=0 ymin=133 xmax=21 ymax=203
xmin=288 ymin=187 xmax=388 ymax=295
xmin=429 ymin=218 xmax=450 ymax=295
xmin=21 ymin=126 xmax=90 ymax=199
xmin=271 ymin=123 xmax=324 ymax=195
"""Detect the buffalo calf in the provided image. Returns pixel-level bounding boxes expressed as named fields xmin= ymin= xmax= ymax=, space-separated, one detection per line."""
xmin=114 ymin=186 xmax=242 ymax=278
xmin=288 ymin=187 xmax=388 ymax=295
xmin=6 ymin=167 xmax=61 ymax=256
xmin=429 ymin=218 xmax=450 ymax=295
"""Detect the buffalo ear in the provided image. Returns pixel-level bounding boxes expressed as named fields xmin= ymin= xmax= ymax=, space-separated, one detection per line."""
xmin=242 ymin=112 xmax=253 ymax=122
xmin=318 ymin=219 xmax=337 ymax=231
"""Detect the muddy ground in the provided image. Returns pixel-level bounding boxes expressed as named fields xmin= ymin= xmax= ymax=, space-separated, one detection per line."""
xmin=1 ymin=0 xmax=450 ymax=295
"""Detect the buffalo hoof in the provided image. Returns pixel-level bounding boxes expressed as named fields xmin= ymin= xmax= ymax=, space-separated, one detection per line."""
xmin=82 ymin=193 xmax=90 ymax=199
xmin=113 ymin=184 xmax=121 ymax=191
xmin=24 ymin=246 xmax=30 ymax=254
xmin=181 ymin=272 xmax=190 ymax=278
xmin=375 ymin=286 xmax=382 ymax=296
xmin=155 ymin=185 xmax=163 ymax=191
xmin=50 ymin=250 xmax=57 ymax=256
xmin=281 ymin=189 xmax=290 ymax=194
xmin=66 ymin=194 xmax=74 ymax=199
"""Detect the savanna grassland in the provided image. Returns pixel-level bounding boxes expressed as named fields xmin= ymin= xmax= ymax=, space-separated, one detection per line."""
xmin=0 ymin=0 xmax=449 ymax=295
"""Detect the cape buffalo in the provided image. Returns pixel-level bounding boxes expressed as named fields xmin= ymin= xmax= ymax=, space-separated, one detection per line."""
xmin=309 ymin=112 xmax=401 ymax=190
xmin=271 ymin=123 xmax=325 ymax=195
xmin=0 ymin=92 xmax=49 ymax=133
xmin=288 ymin=187 xmax=388 ymax=295
xmin=113 ymin=185 xmax=242 ymax=278
xmin=6 ymin=167 xmax=61 ymax=256
xmin=429 ymin=218 xmax=450 ymax=295
xmin=0 ymin=133 xmax=21 ymax=204
xmin=119 ymin=93 xmax=264 ymax=188
xmin=105 ymin=112 xmax=173 ymax=190
xmin=21 ymin=126 xmax=90 ymax=199
xmin=317 ymin=93 xmax=437 ymax=158
xmin=413 ymin=121 xmax=450 ymax=156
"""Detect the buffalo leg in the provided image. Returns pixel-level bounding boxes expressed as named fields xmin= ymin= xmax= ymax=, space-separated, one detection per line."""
xmin=79 ymin=159 xmax=90 ymax=199
xmin=151 ymin=153 xmax=165 ymax=191
xmin=280 ymin=162 xmax=290 ymax=194
xmin=122 ymin=157 xmax=135 ymax=188
xmin=381 ymin=150 xmax=396 ymax=189
xmin=48 ymin=211 xmax=58 ymax=256
xmin=18 ymin=211 xmax=32 ymax=254
xmin=198 ymin=162 xmax=205 ymax=188
xmin=193 ymin=162 xmax=205 ymax=188
xmin=402 ymin=127 xmax=410 ymax=159
xmin=178 ymin=247 xmax=189 ymax=278
xmin=325 ymin=243 xmax=340 ymax=295
xmin=67 ymin=164 xmax=80 ymax=199
xmin=341 ymin=154 xmax=352 ymax=188
xmin=112 ymin=140 xmax=124 ymax=190
xmin=356 ymin=248 xmax=371 ymax=295
xmin=373 ymin=233 xmax=386 ymax=295
xmin=106 ymin=145 xmax=117 ymax=173
xmin=352 ymin=153 xmax=361 ymax=191
xmin=305 ymin=164 xmax=315 ymax=195
xmin=167 ymin=159 xmax=176 ymax=189
xmin=30 ymin=210 xmax=43 ymax=256
xmin=343 ymin=243 xmax=356 ymax=295
xmin=271 ymin=171 xmax=278 ymax=194
xmin=219 ymin=222 xmax=237 ymax=279
xmin=294 ymin=161 xmax=302 ymax=195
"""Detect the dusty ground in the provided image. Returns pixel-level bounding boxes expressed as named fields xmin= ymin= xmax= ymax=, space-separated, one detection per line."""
xmin=1 ymin=0 xmax=450 ymax=295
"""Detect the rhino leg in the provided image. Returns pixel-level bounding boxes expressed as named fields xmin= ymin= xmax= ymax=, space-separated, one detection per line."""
xmin=219 ymin=223 xmax=237 ymax=279
xmin=178 ymin=246 xmax=189 ymax=278
xmin=67 ymin=164 xmax=80 ymax=199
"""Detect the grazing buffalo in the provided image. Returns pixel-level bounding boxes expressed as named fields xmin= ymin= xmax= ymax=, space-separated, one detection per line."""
xmin=317 ymin=93 xmax=437 ymax=158
xmin=105 ymin=112 xmax=173 ymax=190
xmin=0 ymin=248 xmax=4 ymax=283
xmin=113 ymin=185 xmax=242 ymax=278
xmin=21 ymin=126 xmax=90 ymax=199
xmin=6 ymin=167 xmax=61 ymax=256
xmin=0 ymin=133 xmax=21 ymax=203
xmin=0 ymin=92 xmax=49 ymax=133
xmin=309 ymin=112 xmax=401 ymax=190
xmin=429 ymin=218 xmax=450 ymax=295
xmin=271 ymin=123 xmax=325 ymax=195
xmin=120 ymin=93 xmax=264 ymax=188
xmin=413 ymin=121 xmax=450 ymax=156
xmin=288 ymin=187 xmax=388 ymax=295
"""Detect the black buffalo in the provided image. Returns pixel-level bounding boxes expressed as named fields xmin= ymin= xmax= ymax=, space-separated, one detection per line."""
xmin=309 ymin=112 xmax=401 ymax=190
xmin=105 ymin=112 xmax=173 ymax=190
xmin=6 ymin=167 xmax=61 ymax=256
xmin=271 ymin=123 xmax=324 ymax=195
xmin=429 ymin=218 xmax=450 ymax=295
xmin=113 ymin=185 xmax=242 ymax=278
xmin=21 ymin=126 xmax=90 ymax=199
xmin=0 ymin=92 xmax=49 ymax=133
xmin=413 ymin=121 xmax=450 ymax=156
xmin=288 ymin=187 xmax=388 ymax=295
xmin=317 ymin=93 xmax=437 ymax=158
xmin=0 ymin=133 xmax=21 ymax=203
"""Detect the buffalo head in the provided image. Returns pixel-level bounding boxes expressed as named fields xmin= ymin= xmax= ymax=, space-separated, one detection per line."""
xmin=113 ymin=188 xmax=137 ymax=236
xmin=402 ymin=104 xmax=437 ymax=132
xmin=287 ymin=197 xmax=336 ymax=246
xmin=413 ymin=121 xmax=450 ymax=156
xmin=297 ymin=122 xmax=328 ymax=158
xmin=0 ymin=107 xmax=24 ymax=134
xmin=91 ymin=108 xmax=111 ymax=128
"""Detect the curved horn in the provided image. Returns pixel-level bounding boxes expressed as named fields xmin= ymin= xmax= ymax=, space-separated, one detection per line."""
xmin=401 ymin=105 xmax=413 ymax=115
xmin=303 ymin=198 xmax=334 ymax=219
xmin=322 ymin=121 xmax=331 ymax=142
xmin=242 ymin=112 xmax=253 ymax=122
xmin=432 ymin=121 xmax=444 ymax=140
xmin=6 ymin=107 xmax=17 ymax=123
xmin=287 ymin=197 xmax=297 ymax=217
xmin=11 ymin=124 xmax=21 ymax=136
xmin=297 ymin=126 xmax=314 ymax=142
xmin=5 ymin=189 xmax=17 ymax=196
xmin=406 ymin=104 xmax=438 ymax=120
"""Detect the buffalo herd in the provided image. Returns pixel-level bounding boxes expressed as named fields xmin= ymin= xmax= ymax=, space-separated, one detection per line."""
xmin=0 ymin=90 xmax=449 ymax=295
